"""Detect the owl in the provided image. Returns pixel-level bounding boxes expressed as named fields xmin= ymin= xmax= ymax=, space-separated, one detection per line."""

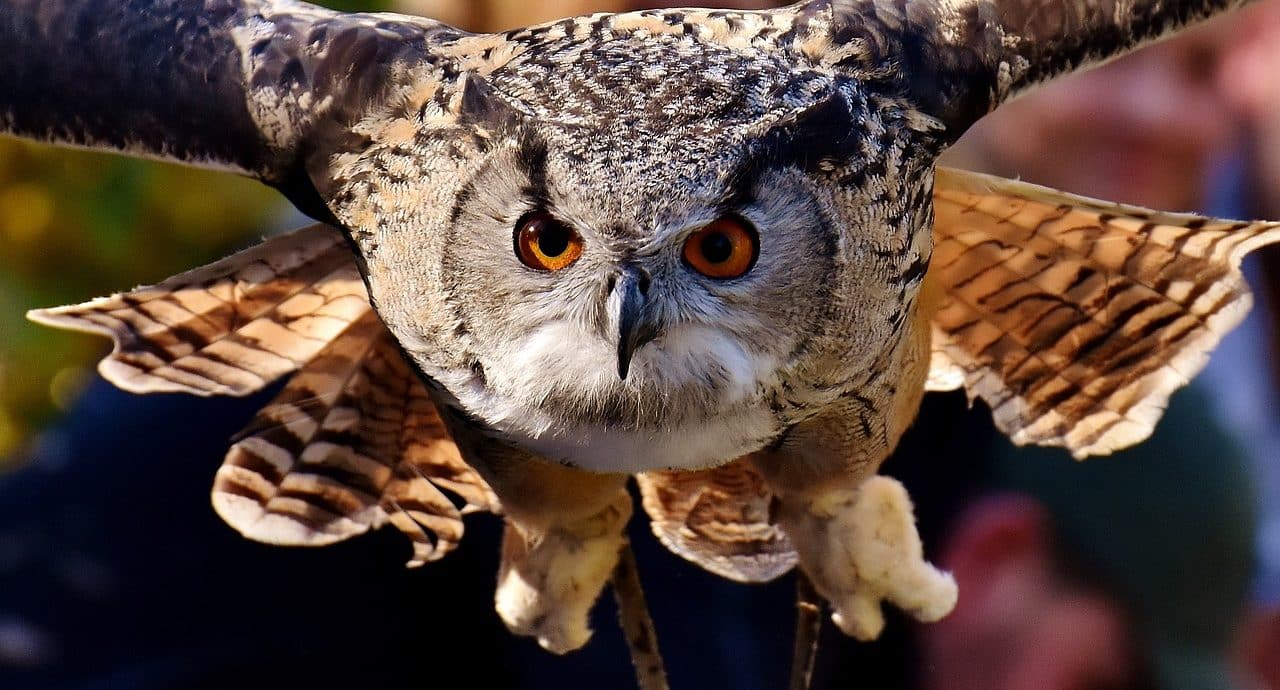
xmin=4 ymin=0 xmax=1274 ymax=656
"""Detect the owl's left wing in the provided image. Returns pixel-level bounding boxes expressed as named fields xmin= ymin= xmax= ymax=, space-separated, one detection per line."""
xmin=926 ymin=167 xmax=1280 ymax=458
xmin=792 ymin=0 xmax=1250 ymax=139
xmin=637 ymin=460 xmax=796 ymax=583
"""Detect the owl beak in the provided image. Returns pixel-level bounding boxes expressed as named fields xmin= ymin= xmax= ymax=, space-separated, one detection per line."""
xmin=612 ymin=268 xmax=658 ymax=380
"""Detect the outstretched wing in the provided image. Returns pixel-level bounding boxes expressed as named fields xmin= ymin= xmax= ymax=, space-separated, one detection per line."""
xmin=637 ymin=460 xmax=796 ymax=583
xmin=791 ymin=0 xmax=1249 ymax=137
xmin=28 ymin=225 xmax=369 ymax=397
xmin=213 ymin=309 xmax=499 ymax=567
xmin=0 ymin=0 xmax=466 ymax=214
xmin=31 ymin=220 xmax=498 ymax=564
xmin=927 ymin=167 xmax=1280 ymax=458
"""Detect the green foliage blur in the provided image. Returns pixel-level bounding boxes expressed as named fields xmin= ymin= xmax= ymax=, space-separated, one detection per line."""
xmin=0 ymin=0 xmax=393 ymax=465
xmin=0 ymin=142 xmax=282 ymax=463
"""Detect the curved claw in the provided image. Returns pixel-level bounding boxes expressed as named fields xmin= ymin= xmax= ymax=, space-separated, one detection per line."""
xmin=778 ymin=475 xmax=958 ymax=641
xmin=494 ymin=491 xmax=633 ymax=654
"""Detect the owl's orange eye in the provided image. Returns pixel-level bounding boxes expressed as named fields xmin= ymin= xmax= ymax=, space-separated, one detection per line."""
xmin=682 ymin=216 xmax=758 ymax=280
xmin=515 ymin=213 xmax=584 ymax=271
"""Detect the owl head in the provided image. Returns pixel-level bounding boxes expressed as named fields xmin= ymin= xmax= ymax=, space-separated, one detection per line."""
xmin=333 ymin=16 xmax=944 ymax=470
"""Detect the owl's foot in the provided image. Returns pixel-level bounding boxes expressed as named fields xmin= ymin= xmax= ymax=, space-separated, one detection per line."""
xmin=780 ymin=475 xmax=957 ymax=640
xmin=495 ymin=490 xmax=632 ymax=654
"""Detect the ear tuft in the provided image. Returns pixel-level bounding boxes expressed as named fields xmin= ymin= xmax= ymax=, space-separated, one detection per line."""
xmin=755 ymin=89 xmax=859 ymax=173
xmin=454 ymin=72 xmax=526 ymax=132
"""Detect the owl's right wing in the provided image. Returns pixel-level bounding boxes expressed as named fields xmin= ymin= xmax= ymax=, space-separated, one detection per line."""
xmin=28 ymin=225 xmax=368 ymax=397
xmin=0 ymin=0 xmax=467 ymax=217
xmin=215 ymin=308 xmax=500 ymax=567
xmin=30 ymin=224 xmax=499 ymax=563
xmin=926 ymin=167 xmax=1280 ymax=458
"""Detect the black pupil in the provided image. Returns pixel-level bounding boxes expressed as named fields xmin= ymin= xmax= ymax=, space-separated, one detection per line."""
xmin=535 ymin=221 xmax=571 ymax=257
xmin=700 ymin=232 xmax=734 ymax=264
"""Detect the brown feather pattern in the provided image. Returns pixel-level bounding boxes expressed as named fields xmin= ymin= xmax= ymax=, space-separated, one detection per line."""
xmin=213 ymin=308 xmax=498 ymax=567
xmin=637 ymin=459 xmax=796 ymax=583
xmin=27 ymin=225 xmax=368 ymax=397
xmin=30 ymin=167 xmax=1280 ymax=568
xmin=30 ymin=224 xmax=498 ymax=567
xmin=927 ymin=167 xmax=1280 ymax=458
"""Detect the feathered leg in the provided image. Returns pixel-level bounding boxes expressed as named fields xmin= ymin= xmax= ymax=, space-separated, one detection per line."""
xmin=456 ymin=438 xmax=632 ymax=654
xmin=752 ymin=308 xmax=956 ymax=640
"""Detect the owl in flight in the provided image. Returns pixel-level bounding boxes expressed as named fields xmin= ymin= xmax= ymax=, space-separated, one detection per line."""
xmin=4 ymin=0 xmax=1276 ymax=652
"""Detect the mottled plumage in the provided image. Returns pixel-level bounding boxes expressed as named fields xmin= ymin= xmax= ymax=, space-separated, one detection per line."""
xmin=6 ymin=0 xmax=1273 ymax=654
xmin=638 ymin=460 xmax=797 ymax=582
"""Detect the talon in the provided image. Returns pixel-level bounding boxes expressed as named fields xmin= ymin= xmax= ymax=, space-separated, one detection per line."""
xmin=496 ymin=559 xmax=595 ymax=654
xmin=494 ymin=492 xmax=632 ymax=653
xmin=832 ymin=592 xmax=886 ymax=640
xmin=778 ymin=475 xmax=958 ymax=641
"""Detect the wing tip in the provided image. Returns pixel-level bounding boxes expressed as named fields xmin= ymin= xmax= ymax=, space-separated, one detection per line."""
xmin=28 ymin=305 xmax=235 ymax=397
xmin=26 ymin=303 xmax=113 ymax=334
xmin=210 ymin=489 xmax=370 ymax=547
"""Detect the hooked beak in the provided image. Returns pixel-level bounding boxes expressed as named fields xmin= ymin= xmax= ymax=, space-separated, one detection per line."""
xmin=610 ymin=267 xmax=659 ymax=380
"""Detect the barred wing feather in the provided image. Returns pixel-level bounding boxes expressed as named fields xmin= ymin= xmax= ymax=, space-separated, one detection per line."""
xmin=30 ymin=225 xmax=498 ymax=565
xmin=928 ymin=167 xmax=1280 ymax=458
xmin=27 ymin=225 xmax=368 ymax=397
xmin=213 ymin=309 xmax=499 ymax=567
xmin=637 ymin=460 xmax=796 ymax=583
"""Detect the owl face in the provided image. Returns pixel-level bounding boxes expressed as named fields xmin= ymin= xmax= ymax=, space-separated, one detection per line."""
xmin=353 ymin=37 xmax=939 ymax=471
xmin=430 ymin=138 xmax=826 ymax=464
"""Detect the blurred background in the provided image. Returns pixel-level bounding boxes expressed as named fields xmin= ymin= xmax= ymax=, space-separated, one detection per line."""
xmin=2 ymin=1 xmax=1279 ymax=689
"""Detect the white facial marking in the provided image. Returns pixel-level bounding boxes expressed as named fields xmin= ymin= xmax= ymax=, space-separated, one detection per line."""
xmin=426 ymin=319 xmax=782 ymax=472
